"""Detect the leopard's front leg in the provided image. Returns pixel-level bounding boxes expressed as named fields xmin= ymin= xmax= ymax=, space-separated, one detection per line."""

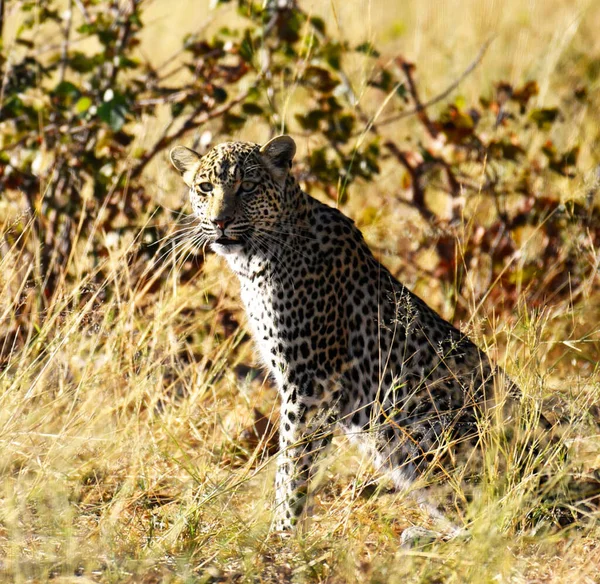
xmin=272 ymin=388 xmax=335 ymax=533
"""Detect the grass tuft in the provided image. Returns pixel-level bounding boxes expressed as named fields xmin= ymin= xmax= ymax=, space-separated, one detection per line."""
xmin=1 ymin=0 xmax=600 ymax=582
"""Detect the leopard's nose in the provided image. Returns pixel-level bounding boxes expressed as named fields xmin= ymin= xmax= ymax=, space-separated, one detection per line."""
xmin=211 ymin=216 xmax=233 ymax=230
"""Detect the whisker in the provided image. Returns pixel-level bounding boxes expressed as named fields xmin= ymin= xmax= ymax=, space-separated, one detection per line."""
xmin=251 ymin=234 xmax=296 ymax=293
xmin=154 ymin=227 xmax=206 ymax=267
xmin=152 ymin=224 xmax=201 ymax=246
xmin=254 ymin=224 xmax=316 ymax=242
xmin=255 ymin=231 xmax=313 ymax=262
xmin=166 ymin=231 xmax=209 ymax=281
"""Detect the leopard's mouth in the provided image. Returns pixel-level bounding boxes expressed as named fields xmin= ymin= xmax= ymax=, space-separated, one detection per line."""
xmin=214 ymin=236 xmax=241 ymax=246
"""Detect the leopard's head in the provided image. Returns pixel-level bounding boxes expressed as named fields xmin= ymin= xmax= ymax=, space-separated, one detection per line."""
xmin=170 ymin=136 xmax=296 ymax=256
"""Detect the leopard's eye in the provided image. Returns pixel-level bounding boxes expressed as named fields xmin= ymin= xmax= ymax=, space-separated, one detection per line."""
xmin=198 ymin=182 xmax=213 ymax=194
xmin=240 ymin=180 xmax=257 ymax=193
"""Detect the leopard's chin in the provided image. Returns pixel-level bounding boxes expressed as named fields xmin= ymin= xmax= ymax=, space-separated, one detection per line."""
xmin=211 ymin=237 xmax=244 ymax=256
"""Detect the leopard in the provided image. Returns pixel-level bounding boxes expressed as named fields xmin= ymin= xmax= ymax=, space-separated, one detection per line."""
xmin=169 ymin=135 xmax=518 ymax=542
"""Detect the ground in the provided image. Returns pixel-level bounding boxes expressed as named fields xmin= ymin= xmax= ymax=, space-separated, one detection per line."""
xmin=1 ymin=0 xmax=600 ymax=582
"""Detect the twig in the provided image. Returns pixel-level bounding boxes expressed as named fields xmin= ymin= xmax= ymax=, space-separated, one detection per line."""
xmin=130 ymin=88 xmax=254 ymax=179
xmin=73 ymin=0 xmax=91 ymax=24
xmin=59 ymin=0 xmax=74 ymax=84
xmin=397 ymin=58 xmax=439 ymax=138
xmin=151 ymin=12 xmax=216 ymax=74
xmin=384 ymin=141 xmax=435 ymax=221
xmin=369 ymin=38 xmax=494 ymax=129
xmin=135 ymin=90 xmax=195 ymax=107
xmin=2 ymin=122 xmax=93 ymax=152
xmin=0 ymin=0 xmax=5 ymax=43
xmin=34 ymin=35 xmax=86 ymax=57
xmin=102 ymin=0 xmax=139 ymax=91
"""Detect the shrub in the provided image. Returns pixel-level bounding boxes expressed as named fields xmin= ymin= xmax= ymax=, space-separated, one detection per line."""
xmin=1 ymin=0 xmax=597 ymax=333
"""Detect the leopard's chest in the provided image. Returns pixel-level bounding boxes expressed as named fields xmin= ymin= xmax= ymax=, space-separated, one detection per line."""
xmin=238 ymin=274 xmax=294 ymax=388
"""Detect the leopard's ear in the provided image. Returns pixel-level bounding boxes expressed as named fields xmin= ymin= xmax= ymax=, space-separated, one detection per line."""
xmin=259 ymin=135 xmax=296 ymax=182
xmin=170 ymin=146 xmax=202 ymax=187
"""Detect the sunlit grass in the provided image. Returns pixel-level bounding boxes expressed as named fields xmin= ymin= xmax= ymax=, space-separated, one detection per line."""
xmin=1 ymin=0 xmax=600 ymax=582
xmin=1 ymin=174 xmax=599 ymax=583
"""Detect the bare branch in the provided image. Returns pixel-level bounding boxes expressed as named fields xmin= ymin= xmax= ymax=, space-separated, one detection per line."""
xmin=59 ymin=0 xmax=74 ymax=84
xmin=384 ymin=141 xmax=436 ymax=221
xmin=102 ymin=0 xmax=140 ymax=91
xmin=397 ymin=58 xmax=439 ymax=138
xmin=372 ymin=38 xmax=494 ymax=129
xmin=0 ymin=0 xmax=5 ymax=44
xmin=73 ymin=0 xmax=91 ymax=24
xmin=130 ymin=88 xmax=254 ymax=180
xmin=135 ymin=90 xmax=194 ymax=107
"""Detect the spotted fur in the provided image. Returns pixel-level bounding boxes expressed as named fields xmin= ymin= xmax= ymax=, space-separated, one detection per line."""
xmin=170 ymin=136 xmax=515 ymax=533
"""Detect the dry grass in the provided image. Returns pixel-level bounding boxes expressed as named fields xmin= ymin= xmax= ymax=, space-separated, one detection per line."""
xmin=1 ymin=0 xmax=600 ymax=582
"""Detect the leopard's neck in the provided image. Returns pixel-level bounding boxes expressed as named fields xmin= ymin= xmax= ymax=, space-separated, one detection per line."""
xmin=224 ymin=194 xmax=312 ymax=281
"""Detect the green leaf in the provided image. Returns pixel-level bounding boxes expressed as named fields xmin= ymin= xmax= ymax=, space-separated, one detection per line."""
xmin=216 ymin=26 xmax=237 ymax=38
xmin=355 ymin=42 xmax=380 ymax=57
xmin=15 ymin=38 xmax=35 ymax=48
xmin=308 ymin=147 xmax=331 ymax=177
xmin=242 ymin=103 xmax=263 ymax=115
xmin=213 ymin=87 xmax=228 ymax=104
xmin=561 ymin=146 xmax=579 ymax=167
xmin=322 ymin=42 xmax=343 ymax=71
xmin=77 ymin=23 xmax=97 ymax=35
xmin=529 ymin=107 xmax=560 ymax=129
xmin=171 ymin=102 xmax=185 ymax=118
xmin=239 ymin=31 xmax=254 ymax=63
xmin=69 ymin=51 xmax=99 ymax=73
xmin=222 ymin=112 xmax=246 ymax=131
xmin=97 ymin=94 xmax=129 ymax=131
xmin=368 ymin=69 xmax=393 ymax=92
xmin=549 ymin=146 xmax=579 ymax=177
xmin=54 ymin=81 xmax=80 ymax=99
xmin=277 ymin=10 xmax=305 ymax=43
xmin=325 ymin=113 xmax=355 ymax=142
xmin=75 ymin=96 xmax=92 ymax=114
xmin=97 ymin=29 xmax=118 ymax=47
xmin=310 ymin=16 xmax=326 ymax=34
xmin=129 ymin=12 xmax=143 ymax=27
xmin=295 ymin=110 xmax=325 ymax=131
xmin=303 ymin=66 xmax=339 ymax=92
xmin=396 ymin=83 xmax=407 ymax=99
xmin=511 ymin=80 xmax=539 ymax=110
xmin=53 ymin=81 xmax=81 ymax=108
xmin=117 ymin=56 xmax=140 ymax=70
xmin=488 ymin=138 xmax=525 ymax=161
